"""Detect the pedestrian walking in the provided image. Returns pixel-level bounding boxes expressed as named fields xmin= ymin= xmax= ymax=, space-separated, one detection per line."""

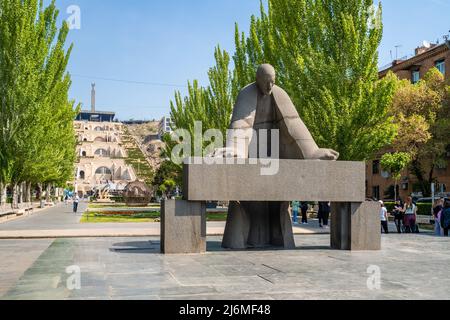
xmin=318 ymin=202 xmax=331 ymax=229
xmin=380 ymin=200 xmax=389 ymax=234
xmin=433 ymin=198 xmax=444 ymax=236
xmin=392 ymin=199 xmax=404 ymax=234
xmin=403 ymin=196 xmax=418 ymax=233
xmin=73 ymin=195 xmax=80 ymax=213
xmin=440 ymin=199 xmax=450 ymax=237
xmin=300 ymin=201 xmax=309 ymax=224
xmin=291 ymin=201 xmax=299 ymax=224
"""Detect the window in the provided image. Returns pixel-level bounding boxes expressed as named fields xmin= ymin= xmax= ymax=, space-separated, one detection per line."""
xmin=95 ymin=167 xmax=112 ymax=175
xmin=372 ymin=186 xmax=380 ymax=200
xmin=436 ymin=59 xmax=445 ymax=75
xmin=411 ymin=70 xmax=420 ymax=84
xmin=81 ymin=151 xmax=87 ymax=157
xmin=95 ymin=149 xmax=109 ymax=157
xmin=79 ymin=171 xmax=85 ymax=180
xmin=372 ymin=160 xmax=380 ymax=175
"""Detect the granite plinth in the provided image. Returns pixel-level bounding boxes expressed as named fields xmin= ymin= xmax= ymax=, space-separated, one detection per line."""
xmin=161 ymin=200 xmax=206 ymax=254
xmin=183 ymin=158 xmax=365 ymax=202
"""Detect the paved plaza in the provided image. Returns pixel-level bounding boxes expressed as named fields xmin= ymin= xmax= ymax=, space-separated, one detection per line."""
xmin=0 ymin=204 xmax=448 ymax=300
xmin=0 ymin=203 xmax=328 ymax=238
xmin=1 ymin=233 xmax=449 ymax=300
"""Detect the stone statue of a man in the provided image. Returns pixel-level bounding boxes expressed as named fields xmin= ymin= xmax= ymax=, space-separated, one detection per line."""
xmin=218 ymin=64 xmax=339 ymax=249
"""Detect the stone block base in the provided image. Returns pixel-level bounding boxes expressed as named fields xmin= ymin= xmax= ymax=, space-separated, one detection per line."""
xmin=161 ymin=200 xmax=206 ymax=254
xmin=331 ymin=202 xmax=381 ymax=251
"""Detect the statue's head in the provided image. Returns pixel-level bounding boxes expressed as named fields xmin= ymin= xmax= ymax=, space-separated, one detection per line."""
xmin=256 ymin=64 xmax=276 ymax=96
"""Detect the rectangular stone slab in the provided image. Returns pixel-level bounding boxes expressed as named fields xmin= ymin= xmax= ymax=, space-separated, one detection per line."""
xmin=183 ymin=158 xmax=365 ymax=202
xmin=331 ymin=201 xmax=381 ymax=251
xmin=161 ymin=200 xmax=206 ymax=254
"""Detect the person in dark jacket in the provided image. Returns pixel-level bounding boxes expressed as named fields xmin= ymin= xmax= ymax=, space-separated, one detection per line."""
xmin=440 ymin=199 xmax=450 ymax=237
xmin=392 ymin=199 xmax=404 ymax=234
xmin=300 ymin=202 xmax=309 ymax=224
xmin=318 ymin=202 xmax=331 ymax=229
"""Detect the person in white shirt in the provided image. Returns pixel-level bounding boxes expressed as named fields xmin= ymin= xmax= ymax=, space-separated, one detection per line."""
xmin=380 ymin=200 xmax=389 ymax=234
xmin=73 ymin=195 xmax=80 ymax=213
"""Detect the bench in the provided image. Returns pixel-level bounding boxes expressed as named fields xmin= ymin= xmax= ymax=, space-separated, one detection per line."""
xmin=161 ymin=158 xmax=380 ymax=254
xmin=0 ymin=209 xmax=19 ymax=223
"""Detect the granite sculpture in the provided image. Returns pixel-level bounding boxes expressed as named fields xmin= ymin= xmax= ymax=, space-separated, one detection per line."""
xmin=216 ymin=64 xmax=340 ymax=249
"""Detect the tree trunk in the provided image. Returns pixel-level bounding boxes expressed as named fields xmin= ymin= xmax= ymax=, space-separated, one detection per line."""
xmin=394 ymin=179 xmax=397 ymax=203
xmin=0 ymin=182 xmax=6 ymax=209
xmin=46 ymin=184 xmax=51 ymax=203
xmin=17 ymin=183 xmax=22 ymax=205
xmin=0 ymin=182 xmax=3 ymax=207
xmin=11 ymin=183 xmax=18 ymax=210
xmin=37 ymin=183 xmax=42 ymax=201
xmin=20 ymin=182 xmax=26 ymax=204
xmin=26 ymin=182 xmax=32 ymax=205
xmin=428 ymin=165 xmax=435 ymax=191
xmin=411 ymin=160 xmax=430 ymax=196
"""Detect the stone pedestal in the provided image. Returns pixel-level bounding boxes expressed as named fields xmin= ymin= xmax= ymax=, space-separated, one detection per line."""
xmin=161 ymin=200 xmax=206 ymax=254
xmin=331 ymin=202 xmax=381 ymax=251
xmin=183 ymin=158 xmax=365 ymax=202
xmin=159 ymin=159 xmax=381 ymax=254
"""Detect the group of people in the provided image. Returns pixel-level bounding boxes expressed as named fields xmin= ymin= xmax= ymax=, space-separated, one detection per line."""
xmin=433 ymin=198 xmax=450 ymax=237
xmin=380 ymin=196 xmax=420 ymax=234
xmin=379 ymin=196 xmax=450 ymax=236
xmin=292 ymin=201 xmax=331 ymax=229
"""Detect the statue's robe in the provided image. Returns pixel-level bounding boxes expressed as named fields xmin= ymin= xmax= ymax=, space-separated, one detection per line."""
xmin=222 ymin=83 xmax=316 ymax=249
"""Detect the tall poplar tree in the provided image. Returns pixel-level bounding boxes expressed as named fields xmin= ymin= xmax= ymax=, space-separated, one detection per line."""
xmin=166 ymin=0 xmax=397 ymax=176
xmin=0 ymin=0 xmax=77 ymax=208
xmin=233 ymin=0 xmax=397 ymax=161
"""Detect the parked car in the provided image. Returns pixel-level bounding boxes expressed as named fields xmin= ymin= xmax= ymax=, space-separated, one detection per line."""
xmin=417 ymin=197 xmax=449 ymax=204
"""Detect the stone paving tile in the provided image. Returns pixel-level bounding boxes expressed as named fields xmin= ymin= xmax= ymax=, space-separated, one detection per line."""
xmin=110 ymin=285 xmax=218 ymax=298
xmin=0 ymin=239 xmax=53 ymax=297
xmin=4 ymin=287 xmax=70 ymax=300
xmin=2 ymin=234 xmax=450 ymax=300
xmin=110 ymin=295 xmax=160 ymax=300
xmin=159 ymin=293 xmax=275 ymax=300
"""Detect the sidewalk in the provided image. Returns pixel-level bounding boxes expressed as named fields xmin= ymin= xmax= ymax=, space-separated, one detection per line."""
xmin=0 ymin=202 xmax=412 ymax=239
xmin=0 ymin=222 xmax=329 ymax=239
xmin=0 ymin=203 xmax=59 ymax=224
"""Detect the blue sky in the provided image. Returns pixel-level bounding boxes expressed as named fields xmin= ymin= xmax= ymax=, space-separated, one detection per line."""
xmin=52 ymin=0 xmax=450 ymax=121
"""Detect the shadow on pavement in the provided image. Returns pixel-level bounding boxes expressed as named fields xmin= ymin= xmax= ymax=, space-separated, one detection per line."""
xmin=110 ymin=240 xmax=159 ymax=254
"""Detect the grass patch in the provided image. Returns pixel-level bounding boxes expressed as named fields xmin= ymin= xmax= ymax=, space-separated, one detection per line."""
xmin=81 ymin=210 xmax=227 ymax=223
xmin=88 ymin=204 xmax=160 ymax=209
xmin=81 ymin=211 xmax=160 ymax=223
xmin=88 ymin=204 xmax=129 ymax=209
xmin=207 ymin=212 xmax=227 ymax=221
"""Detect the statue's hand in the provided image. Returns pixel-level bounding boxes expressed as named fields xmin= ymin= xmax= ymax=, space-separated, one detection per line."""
xmin=312 ymin=148 xmax=340 ymax=161
xmin=208 ymin=147 xmax=246 ymax=158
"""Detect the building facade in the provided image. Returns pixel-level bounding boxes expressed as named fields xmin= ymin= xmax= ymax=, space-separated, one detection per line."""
xmin=72 ymin=85 xmax=136 ymax=196
xmin=367 ymin=40 xmax=450 ymax=200
xmin=158 ymin=116 xmax=172 ymax=139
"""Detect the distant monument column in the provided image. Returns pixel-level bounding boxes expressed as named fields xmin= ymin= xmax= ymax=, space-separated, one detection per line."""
xmin=91 ymin=83 xmax=96 ymax=112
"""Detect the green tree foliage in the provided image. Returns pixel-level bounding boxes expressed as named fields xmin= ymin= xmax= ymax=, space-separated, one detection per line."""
xmin=0 ymin=0 xmax=77 ymax=207
xmin=152 ymin=161 xmax=182 ymax=198
xmin=169 ymin=47 xmax=237 ymax=148
xmin=389 ymin=68 xmax=450 ymax=196
xmin=167 ymin=0 xmax=397 ymax=170
xmin=381 ymin=152 xmax=411 ymax=201
xmin=233 ymin=0 xmax=397 ymax=161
